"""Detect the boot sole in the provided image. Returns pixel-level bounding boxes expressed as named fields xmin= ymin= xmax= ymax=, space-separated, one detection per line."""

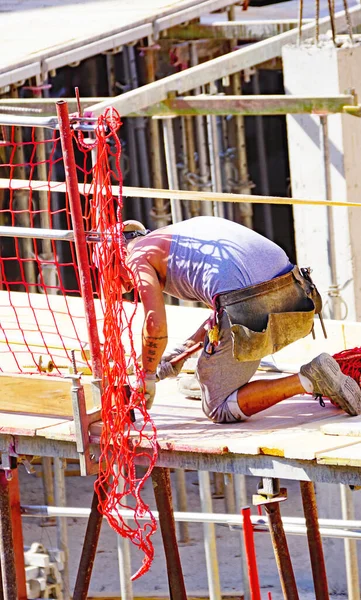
xmin=301 ymin=353 xmax=361 ymax=416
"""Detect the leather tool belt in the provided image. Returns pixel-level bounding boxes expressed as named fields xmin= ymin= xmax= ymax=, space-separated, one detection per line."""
xmin=214 ymin=266 xmax=323 ymax=362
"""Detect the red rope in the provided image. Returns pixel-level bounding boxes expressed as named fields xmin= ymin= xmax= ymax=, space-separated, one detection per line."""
xmin=333 ymin=347 xmax=361 ymax=386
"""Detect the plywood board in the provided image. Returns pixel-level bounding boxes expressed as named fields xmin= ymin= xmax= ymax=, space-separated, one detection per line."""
xmin=317 ymin=442 xmax=361 ymax=467
xmin=0 ymin=413 xmax=69 ymax=437
xmin=321 ymin=417 xmax=361 ymax=437
xmin=0 ymin=374 xmax=94 ymax=417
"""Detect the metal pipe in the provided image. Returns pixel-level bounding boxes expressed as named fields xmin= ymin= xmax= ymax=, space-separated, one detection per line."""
xmin=340 ymin=484 xmax=360 ymax=600
xmin=127 ymin=46 xmax=156 ymax=230
xmin=242 ymin=507 xmax=261 ymax=600
xmin=56 ymin=99 xmax=103 ymax=379
xmin=234 ymin=474 xmax=251 ymax=600
xmin=9 ymin=86 xmax=38 ymax=293
xmin=264 ymin=501 xmax=299 ymax=599
xmin=300 ymin=481 xmax=329 ymax=600
xmin=162 ymin=117 xmax=183 ymax=222
xmin=174 ymin=469 xmax=190 ymax=544
xmin=227 ymin=6 xmax=253 ymax=230
xmin=53 ymin=458 xmax=70 ymax=600
xmin=0 ymin=471 xmax=17 ymax=600
xmin=122 ymin=49 xmax=143 ymax=223
xmin=206 ymin=83 xmax=224 ymax=218
xmin=144 ymin=47 xmax=170 ymax=229
xmin=151 ymin=467 xmax=187 ymax=600
xmin=21 ymin=504 xmax=361 ymax=534
xmin=0 ymin=112 xmax=96 ymax=130
xmin=116 ymin=466 xmax=133 ymax=600
xmin=252 ymin=71 xmax=274 ymax=240
xmin=189 ymin=43 xmax=213 ymax=217
xmin=73 ymin=486 xmax=107 ymax=600
xmin=320 ymin=115 xmax=342 ymax=320
xmin=198 ymin=470 xmax=222 ymax=600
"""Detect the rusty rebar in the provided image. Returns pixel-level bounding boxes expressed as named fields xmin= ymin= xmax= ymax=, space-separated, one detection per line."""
xmin=151 ymin=467 xmax=187 ymax=600
xmin=73 ymin=485 xmax=107 ymax=600
xmin=264 ymin=501 xmax=299 ymax=600
xmin=300 ymin=481 xmax=329 ymax=600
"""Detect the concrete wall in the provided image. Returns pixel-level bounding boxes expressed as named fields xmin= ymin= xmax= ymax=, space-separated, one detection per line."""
xmin=282 ymin=42 xmax=361 ymax=321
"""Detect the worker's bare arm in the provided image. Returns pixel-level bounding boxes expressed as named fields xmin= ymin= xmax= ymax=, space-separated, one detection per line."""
xmin=129 ymin=254 xmax=168 ymax=375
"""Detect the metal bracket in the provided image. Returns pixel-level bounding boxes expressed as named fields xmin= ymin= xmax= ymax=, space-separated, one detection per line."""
xmin=66 ymin=374 xmax=101 ymax=477
xmin=253 ymin=477 xmax=288 ymax=506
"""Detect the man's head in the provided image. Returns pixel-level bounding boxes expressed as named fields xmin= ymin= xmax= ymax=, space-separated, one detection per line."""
xmin=123 ymin=220 xmax=150 ymax=244
xmin=92 ymin=220 xmax=150 ymax=294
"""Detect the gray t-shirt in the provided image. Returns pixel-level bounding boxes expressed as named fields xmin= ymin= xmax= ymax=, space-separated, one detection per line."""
xmin=164 ymin=216 xmax=293 ymax=307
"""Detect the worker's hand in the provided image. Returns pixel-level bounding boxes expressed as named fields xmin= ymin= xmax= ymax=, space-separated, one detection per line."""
xmin=136 ymin=373 xmax=157 ymax=410
xmin=156 ymin=344 xmax=188 ymax=380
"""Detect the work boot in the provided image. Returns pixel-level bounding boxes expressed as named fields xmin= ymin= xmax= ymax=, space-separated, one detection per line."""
xmin=178 ymin=376 xmax=201 ymax=400
xmin=300 ymin=352 xmax=361 ymax=416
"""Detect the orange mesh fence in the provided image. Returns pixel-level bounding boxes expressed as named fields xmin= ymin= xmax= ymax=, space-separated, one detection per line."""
xmin=0 ymin=107 xmax=158 ymax=579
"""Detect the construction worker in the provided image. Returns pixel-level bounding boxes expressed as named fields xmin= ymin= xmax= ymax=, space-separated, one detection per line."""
xmin=119 ymin=217 xmax=361 ymax=422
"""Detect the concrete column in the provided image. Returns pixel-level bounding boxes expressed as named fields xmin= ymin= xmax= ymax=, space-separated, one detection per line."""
xmin=283 ymin=43 xmax=361 ymax=321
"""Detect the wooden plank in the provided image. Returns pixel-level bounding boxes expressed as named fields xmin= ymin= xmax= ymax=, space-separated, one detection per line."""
xmin=0 ymin=414 xmax=69 ymax=437
xmin=317 ymin=442 xmax=361 ymax=467
xmin=321 ymin=417 xmax=361 ymax=437
xmin=0 ymin=374 xmax=94 ymax=417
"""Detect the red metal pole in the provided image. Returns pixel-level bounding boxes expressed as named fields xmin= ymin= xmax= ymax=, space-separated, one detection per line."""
xmin=8 ymin=469 xmax=27 ymax=600
xmin=242 ymin=507 xmax=261 ymax=600
xmin=56 ymin=100 xmax=103 ymax=380
xmin=0 ymin=471 xmax=17 ymax=600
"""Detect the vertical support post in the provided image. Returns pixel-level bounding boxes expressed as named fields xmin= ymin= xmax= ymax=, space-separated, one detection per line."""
xmin=174 ymin=469 xmax=190 ymax=544
xmin=319 ymin=115 xmax=342 ymax=320
xmin=198 ymin=470 xmax=222 ymax=600
xmin=116 ymin=466 xmax=133 ymax=600
xmin=264 ymin=501 xmax=299 ymax=600
xmin=162 ymin=117 xmax=183 ymax=223
xmin=53 ymin=457 xmax=70 ymax=600
xmin=234 ymin=475 xmax=251 ymax=600
xmin=252 ymin=71 xmax=274 ymax=241
xmin=300 ymin=481 xmax=329 ymax=600
xmin=189 ymin=43 xmax=213 ymax=217
xmin=144 ymin=48 xmax=170 ymax=229
xmin=42 ymin=457 xmax=55 ymax=524
xmin=206 ymin=82 xmax=224 ymax=218
xmin=340 ymin=484 xmax=360 ymax=600
xmin=56 ymin=100 xmax=103 ymax=380
xmin=241 ymin=507 xmax=261 ymax=600
xmin=227 ymin=8 xmax=253 ymax=228
xmin=0 ymin=470 xmax=17 ymax=600
xmin=151 ymin=467 xmax=187 ymax=600
xmin=8 ymin=468 xmax=27 ymax=600
xmin=73 ymin=485 xmax=107 ymax=600
xmin=10 ymin=85 xmax=37 ymax=292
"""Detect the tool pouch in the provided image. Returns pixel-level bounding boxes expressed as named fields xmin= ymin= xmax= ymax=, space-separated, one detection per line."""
xmin=215 ymin=266 xmax=323 ymax=362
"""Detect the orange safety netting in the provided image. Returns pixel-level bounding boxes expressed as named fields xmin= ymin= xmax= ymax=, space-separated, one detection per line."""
xmin=0 ymin=108 xmax=158 ymax=579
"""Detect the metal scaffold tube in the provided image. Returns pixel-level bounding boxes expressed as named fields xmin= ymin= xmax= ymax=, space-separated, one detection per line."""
xmin=300 ymin=481 xmax=329 ymax=600
xmin=56 ymin=99 xmax=103 ymax=380
xmin=198 ymin=470 xmax=222 ymax=600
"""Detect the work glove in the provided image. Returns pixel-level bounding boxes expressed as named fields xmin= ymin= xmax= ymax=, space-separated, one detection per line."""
xmin=156 ymin=344 xmax=188 ymax=381
xmin=135 ymin=373 xmax=157 ymax=410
